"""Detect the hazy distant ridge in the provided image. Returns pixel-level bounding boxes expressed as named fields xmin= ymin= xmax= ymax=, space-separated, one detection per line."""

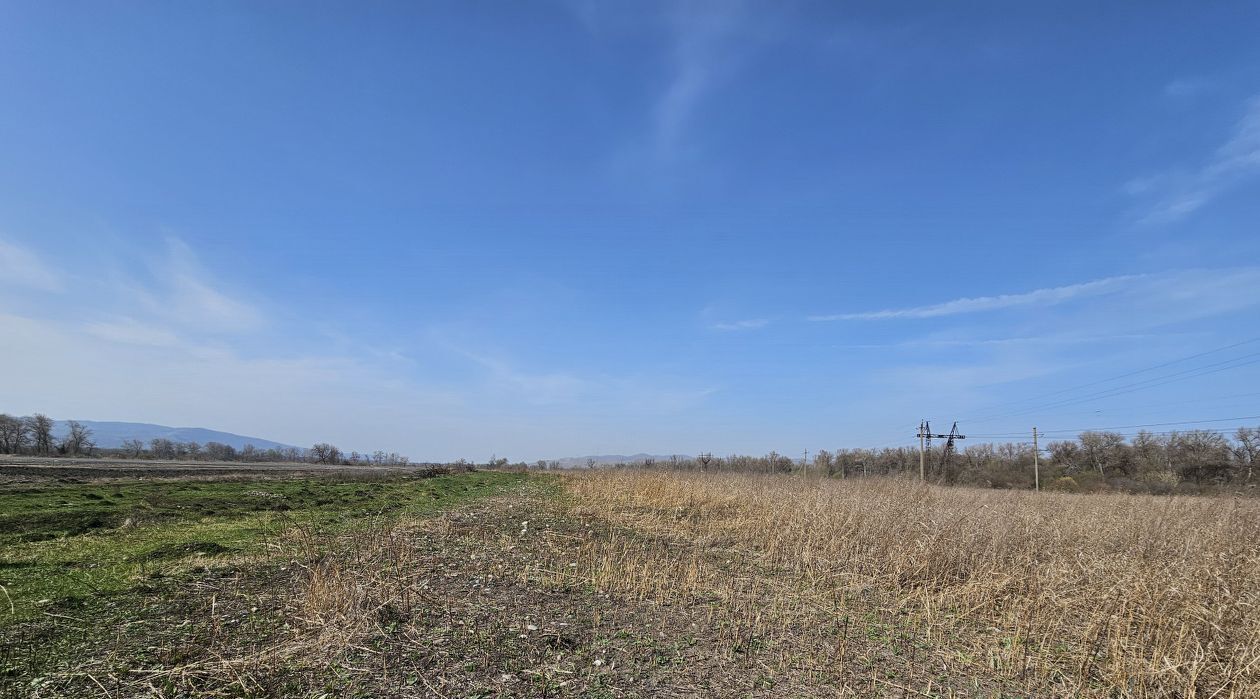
xmin=550 ymin=453 xmax=692 ymax=468
xmin=53 ymin=420 xmax=296 ymax=451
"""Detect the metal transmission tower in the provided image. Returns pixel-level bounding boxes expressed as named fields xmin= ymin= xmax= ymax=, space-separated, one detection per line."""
xmin=939 ymin=421 xmax=963 ymax=471
xmin=916 ymin=420 xmax=967 ymax=481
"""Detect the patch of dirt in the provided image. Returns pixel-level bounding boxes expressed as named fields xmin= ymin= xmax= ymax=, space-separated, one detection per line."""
xmin=137 ymin=541 xmax=238 ymax=562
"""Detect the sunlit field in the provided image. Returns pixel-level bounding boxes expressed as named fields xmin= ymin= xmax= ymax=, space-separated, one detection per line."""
xmin=4 ymin=467 xmax=1257 ymax=697
xmin=539 ymin=470 xmax=1260 ymax=696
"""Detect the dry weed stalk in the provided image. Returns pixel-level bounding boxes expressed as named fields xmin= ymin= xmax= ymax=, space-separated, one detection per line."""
xmin=287 ymin=515 xmax=435 ymax=658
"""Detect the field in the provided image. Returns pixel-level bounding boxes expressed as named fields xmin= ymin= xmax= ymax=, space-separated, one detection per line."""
xmin=1 ymin=466 xmax=1257 ymax=698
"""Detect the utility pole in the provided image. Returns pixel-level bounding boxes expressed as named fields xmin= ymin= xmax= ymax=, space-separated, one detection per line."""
xmin=1032 ymin=427 xmax=1040 ymax=492
xmin=918 ymin=420 xmax=927 ymax=481
xmin=803 ymin=449 xmax=809 ymax=478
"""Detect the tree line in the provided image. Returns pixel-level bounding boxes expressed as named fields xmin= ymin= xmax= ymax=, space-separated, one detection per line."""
xmin=546 ymin=427 xmax=1259 ymax=495
xmin=0 ymin=413 xmax=411 ymax=466
xmin=6 ymin=410 xmax=1256 ymax=492
xmin=0 ymin=414 xmax=93 ymax=457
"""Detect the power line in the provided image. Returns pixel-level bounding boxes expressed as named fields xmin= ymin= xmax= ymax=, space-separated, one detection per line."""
xmin=966 ymin=352 xmax=1260 ymax=424
xmin=967 ymin=414 xmax=1260 ymax=438
xmin=969 ymin=351 xmax=1260 ymax=422
xmin=861 ymin=439 xmax=918 ymax=451
xmin=1023 ymin=391 xmax=1260 ymax=418
xmin=997 ymin=355 xmax=1260 ymax=420
xmin=947 ymin=387 xmax=1260 ymax=433
xmin=969 ymin=427 xmax=1248 ymax=442
xmin=964 ymin=336 xmax=1260 ymax=424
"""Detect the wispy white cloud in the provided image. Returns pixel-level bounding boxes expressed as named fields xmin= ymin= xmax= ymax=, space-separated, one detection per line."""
xmin=651 ymin=1 xmax=762 ymax=160
xmin=1141 ymin=267 xmax=1260 ymax=322
xmin=450 ymin=344 xmax=716 ymax=413
xmin=1163 ymin=77 xmax=1214 ymax=100
xmin=832 ymin=333 xmax=1175 ymax=350
xmin=1129 ymin=95 xmax=1260 ymax=224
xmin=461 ymin=351 xmax=595 ymax=406
xmin=2 ymin=235 xmax=721 ymax=460
xmin=879 ymin=359 xmax=1059 ymax=395
xmin=129 ymin=239 xmax=263 ymax=332
xmin=0 ymin=236 xmax=448 ymax=454
xmin=711 ymin=318 xmax=768 ymax=331
xmin=809 ymin=274 xmax=1145 ymax=321
xmin=0 ymin=237 xmax=64 ymax=292
xmin=83 ymin=317 xmax=183 ymax=348
xmin=0 ymin=309 xmax=462 ymax=453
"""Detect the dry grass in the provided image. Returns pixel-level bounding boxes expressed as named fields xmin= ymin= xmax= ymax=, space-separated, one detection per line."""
xmin=533 ymin=470 xmax=1260 ymax=697
xmin=19 ymin=471 xmax=1258 ymax=696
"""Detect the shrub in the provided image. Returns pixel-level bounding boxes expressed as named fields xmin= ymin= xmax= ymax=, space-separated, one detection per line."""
xmin=1047 ymin=476 xmax=1079 ymax=493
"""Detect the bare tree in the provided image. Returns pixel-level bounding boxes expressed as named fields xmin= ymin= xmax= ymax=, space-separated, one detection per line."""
xmin=1078 ymin=431 xmax=1126 ymax=478
xmin=1169 ymin=430 xmax=1232 ymax=484
xmin=1235 ymin=427 xmax=1258 ymax=484
xmin=120 ymin=439 xmax=145 ymax=458
xmin=309 ymin=443 xmax=342 ymax=464
xmin=26 ymin=414 xmax=54 ymax=456
xmin=765 ymin=451 xmax=794 ymax=474
xmin=814 ymin=449 xmax=834 ymax=477
xmin=0 ymin=414 xmax=28 ymax=454
xmin=1047 ymin=440 xmax=1082 ymax=473
xmin=204 ymin=441 xmax=237 ymax=461
xmin=60 ymin=421 xmax=95 ymax=456
xmin=150 ymin=438 xmax=177 ymax=460
xmin=1131 ymin=431 xmax=1171 ymax=479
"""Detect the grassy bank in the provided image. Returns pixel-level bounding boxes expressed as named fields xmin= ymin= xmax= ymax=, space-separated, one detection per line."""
xmin=0 ymin=471 xmax=525 ymax=625
xmin=0 ymin=469 xmax=530 ymax=698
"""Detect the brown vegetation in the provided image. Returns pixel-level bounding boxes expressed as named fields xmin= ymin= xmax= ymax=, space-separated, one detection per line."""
xmin=263 ymin=469 xmax=1259 ymax=695
xmin=11 ymin=470 xmax=1257 ymax=697
xmin=539 ymin=470 xmax=1260 ymax=696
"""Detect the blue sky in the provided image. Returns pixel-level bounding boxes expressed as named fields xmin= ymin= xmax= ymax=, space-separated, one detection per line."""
xmin=2 ymin=2 xmax=1259 ymax=461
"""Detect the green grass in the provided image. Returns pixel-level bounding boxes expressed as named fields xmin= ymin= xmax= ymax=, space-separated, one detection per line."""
xmin=0 ymin=471 xmax=526 ymax=625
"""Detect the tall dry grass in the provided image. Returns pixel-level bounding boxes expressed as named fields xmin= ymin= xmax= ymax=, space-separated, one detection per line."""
xmin=547 ymin=471 xmax=1260 ymax=697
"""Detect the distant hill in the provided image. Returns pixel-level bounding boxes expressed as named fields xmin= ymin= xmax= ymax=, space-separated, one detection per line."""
xmin=53 ymin=420 xmax=297 ymax=451
xmin=550 ymin=453 xmax=691 ymax=469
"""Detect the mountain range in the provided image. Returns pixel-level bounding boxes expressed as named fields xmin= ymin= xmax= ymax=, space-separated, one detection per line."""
xmin=40 ymin=420 xmax=679 ymax=463
xmin=53 ymin=420 xmax=297 ymax=451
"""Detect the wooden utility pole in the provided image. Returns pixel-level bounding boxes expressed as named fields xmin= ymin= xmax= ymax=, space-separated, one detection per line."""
xmin=1032 ymin=427 xmax=1040 ymax=492
xmin=803 ymin=449 xmax=809 ymax=478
